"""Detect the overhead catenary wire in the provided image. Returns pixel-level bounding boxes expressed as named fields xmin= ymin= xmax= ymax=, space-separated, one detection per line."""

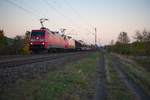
xmin=5 ymin=0 xmax=94 ymax=43
xmin=5 ymin=0 xmax=32 ymax=14
xmin=46 ymin=0 xmax=84 ymax=25
xmin=41 ymin=0 xmax=90 ymax=32
xmin=5 ymin=0 xmax=40 ymax=18
xmin=5 ymin=0 xmax=77 ymax=34
xmin=42 ymin=0 xmax=92 ymax=37
xmin=63 ymin=0 xmax=95 ymax=31
xmin=41 ymin=0 xmax=76 ymax=32
xmin=5 ymin=0 xmax=58 ymax=29
xmin=14 ymin=0 xmax=48 ymax=18
xmin=50 ymin=0 xmax=93 ymax=31
xmin=63 ymin=0 xmax=89 ymax=25
xmin=4 ymin=0 xmax=51 ymax=37
xmin=42 ymin=0 xmax=73 ymax=22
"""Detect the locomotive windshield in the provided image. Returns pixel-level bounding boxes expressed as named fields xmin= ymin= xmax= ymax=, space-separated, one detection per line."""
xmin=31 ymin=31 xmax=45 ymax=37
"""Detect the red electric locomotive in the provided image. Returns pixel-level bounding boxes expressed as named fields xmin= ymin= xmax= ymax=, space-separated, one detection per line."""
xmin=29 ymin=27 xmax=68 ymax=53
xmin=29 ymin=18 xmax=92 ymax=53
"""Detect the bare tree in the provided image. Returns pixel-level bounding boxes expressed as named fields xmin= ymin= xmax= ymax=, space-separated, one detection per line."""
xmin=134 ymin=30 xmax=150 ymax=42
xmin=134 ymin=30 xmax=143 ymax=42
xmin=117 ymin=32 xmax=130 ymax=44
xmin=24 ymin=31 xmax=30 ymax=40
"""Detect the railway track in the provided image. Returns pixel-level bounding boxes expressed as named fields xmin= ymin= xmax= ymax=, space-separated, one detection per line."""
xmin=0 ymin=51 xmax=94 ymax=98
xmin=0 ymin=51 xmax=94 ymax=91
xmin=0 ymin=52 xmax=89 ymax=69
xmin=0 ymin=53 xmax=56 ymax=61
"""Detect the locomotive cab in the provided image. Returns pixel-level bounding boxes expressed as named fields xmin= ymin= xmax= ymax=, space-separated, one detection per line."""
xmin=29 ymin=30 xmax=46 ymax=51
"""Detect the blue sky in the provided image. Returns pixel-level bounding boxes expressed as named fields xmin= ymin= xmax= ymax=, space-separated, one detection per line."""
xmin=0 ymin=0 xmax=150 ymax=45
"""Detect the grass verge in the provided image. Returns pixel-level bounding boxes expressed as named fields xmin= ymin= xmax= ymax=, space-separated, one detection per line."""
xmin=105 ymin=55 xmax=136 ymax=100
xmin=133 ymin=57 xmax=150 ymax=72
xmin=112 ymin=54 xmax=150 ymax=97
xmin=2 ymin=52 xmax=99 ymax=100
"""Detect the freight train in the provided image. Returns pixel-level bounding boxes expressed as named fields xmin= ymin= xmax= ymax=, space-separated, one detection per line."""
xmin=29 ymin=27 xmax=93 ymax=53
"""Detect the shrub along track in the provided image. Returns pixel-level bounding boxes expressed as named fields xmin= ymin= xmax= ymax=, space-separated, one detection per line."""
xmin=107 ymin=53 xmax=150 ymax=100
xmin=0 ymin=51 xmax=94 ymax=97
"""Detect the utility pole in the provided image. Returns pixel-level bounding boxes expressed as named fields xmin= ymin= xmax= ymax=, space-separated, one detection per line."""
xmin=98 ymin=38 xmax=100 ymax=47
xmin=95 ymin=27 xmax=97 ymax=45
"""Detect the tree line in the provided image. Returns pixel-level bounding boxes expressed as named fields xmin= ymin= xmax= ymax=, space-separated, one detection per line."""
xmin=106 ymin=30 xmax=150 ymax=55
xmin=0 ymin=30 xmax=31 ymax=55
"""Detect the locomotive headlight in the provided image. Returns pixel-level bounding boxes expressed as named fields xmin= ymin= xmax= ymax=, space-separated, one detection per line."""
xmin=40 ymin=39 xmax=44 ymax=42
xmin=42 ymin=42 xmax=45 ymax=45
xmin=30 ymin=42 xmax=33 ymax=45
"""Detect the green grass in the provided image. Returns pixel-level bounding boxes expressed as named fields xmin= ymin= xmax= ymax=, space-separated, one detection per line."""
xmin=105 ymin=55 xmax=136 ymax=100
xmin=133 ymin=57 xmax=150 ymax=72
xmin=2 ymin=52 xmax=99 ymax=100
xmin=112 ymin=55 xmax=150 ymax=97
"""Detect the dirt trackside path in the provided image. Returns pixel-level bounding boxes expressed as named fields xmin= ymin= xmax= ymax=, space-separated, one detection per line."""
xmin=94 ymin=50 xmax=136 ymax=100
xmin=94 ymin=50 xmax=105 ymax=100
xmin=108 ymin=53 xmax=150 ymax=100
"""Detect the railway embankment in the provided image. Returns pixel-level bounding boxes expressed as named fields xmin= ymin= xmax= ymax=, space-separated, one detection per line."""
xmin=2 ymin=50 xmax=150 ymax=100
xmin=1 ymin=51 xmax=100 ymax=100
